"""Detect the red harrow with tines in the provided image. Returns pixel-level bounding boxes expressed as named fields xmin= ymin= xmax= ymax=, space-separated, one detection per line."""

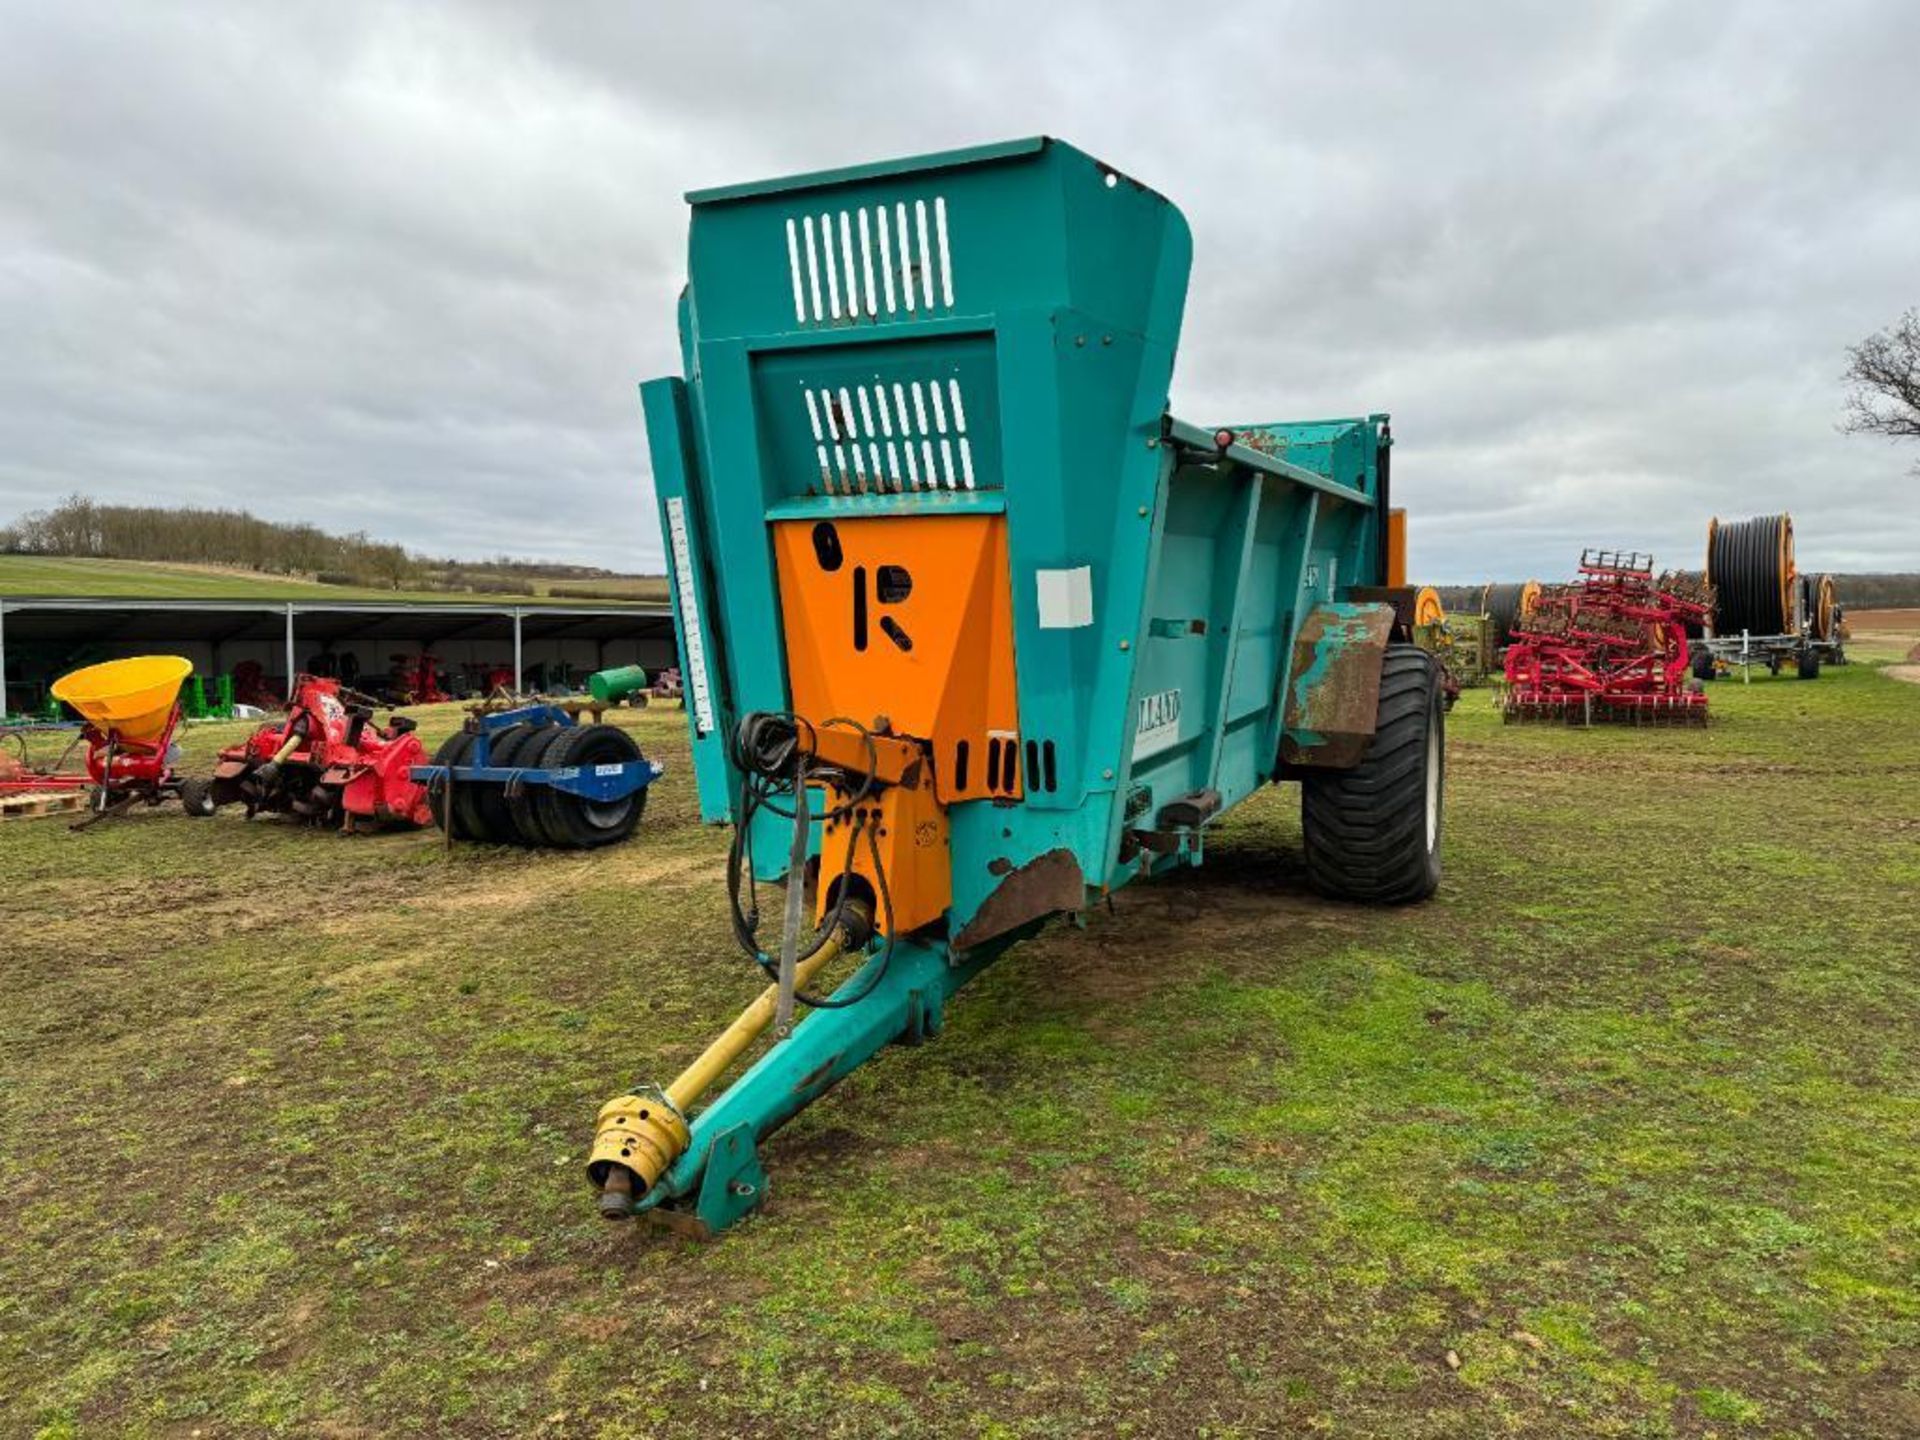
xmin=1503 ymin=551 xmax=1714 ymax=725
xmin=188 ymin=674 xmax=433 ymax=829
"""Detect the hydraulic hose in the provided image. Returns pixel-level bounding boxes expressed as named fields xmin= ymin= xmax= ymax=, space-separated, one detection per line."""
xmin=1482 ymin=580 xmax=1541 ymax=647
xmin=1705 ymin=514 xmax=1795 ymax=636
xmin=725 ymin=711 xmax=896 ymax=1011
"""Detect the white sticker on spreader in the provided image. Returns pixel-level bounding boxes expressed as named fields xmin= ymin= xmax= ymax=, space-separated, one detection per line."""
xmin=1036 ymin=565 xmax=1093 ymax=629
xmin=1133 ymin=687 xmax=1182 ymax=759
xmin=594 ymin=763 xmax=624 ymax=776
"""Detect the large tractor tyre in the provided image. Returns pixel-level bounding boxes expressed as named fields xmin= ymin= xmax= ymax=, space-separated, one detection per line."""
xmin=469 ymin=723 xmax=536 ymax=843
xmin=532 ymin=724 xmax=647 ymax=849
xmin=428 ymin=731 xmax=483 ymax=840
xmin=1797 ymin=649 xmax=1821 ymax=681
xmin=1301 ymin=644 xmax=1444 ymax=905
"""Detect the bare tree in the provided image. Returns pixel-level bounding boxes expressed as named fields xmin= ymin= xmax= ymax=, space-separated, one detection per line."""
xmin=1843 ymin=310 xmax=1920 ymax=467
xmin=1 ymin=495 xmax=425 ymax=585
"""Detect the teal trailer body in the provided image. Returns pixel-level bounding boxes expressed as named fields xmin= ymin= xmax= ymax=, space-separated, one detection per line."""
xmin=611 ymin=137 xmax=1423 ymax=1234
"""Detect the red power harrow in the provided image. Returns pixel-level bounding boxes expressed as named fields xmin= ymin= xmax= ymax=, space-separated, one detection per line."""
xmin=187 ymin=674 xmax=433 ymax=829
xmin=1502 ymin=550 xmax=1715 ymax=725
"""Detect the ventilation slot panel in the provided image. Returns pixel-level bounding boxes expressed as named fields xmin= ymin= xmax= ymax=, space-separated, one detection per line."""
xmin=784 ymin=195 xmax=958 ymax=326
xmin=799 ymin=375 xmax=983 ymax=494
xmin=982 ymin=731 xmax=1020 ymax=795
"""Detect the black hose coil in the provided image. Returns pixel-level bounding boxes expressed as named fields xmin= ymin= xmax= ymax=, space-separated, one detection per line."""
xmin=1706 ymin=514 xmax=1795 ymax=636
xmin=1482 ymin=581 xmax=1539 ymax=647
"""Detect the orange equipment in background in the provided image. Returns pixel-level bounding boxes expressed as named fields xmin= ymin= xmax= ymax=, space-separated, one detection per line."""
xmin=1386 ymin=508 xmax=1408 ymax=587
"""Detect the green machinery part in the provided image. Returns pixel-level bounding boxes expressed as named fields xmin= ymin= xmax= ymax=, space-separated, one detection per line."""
xmin=600 ymin=136 xmax=1445 ymax=1236
xmin=181 ymin=673 xmax=237 ymax=721
xmin=587 ymin=665 xmax=650 ymax=705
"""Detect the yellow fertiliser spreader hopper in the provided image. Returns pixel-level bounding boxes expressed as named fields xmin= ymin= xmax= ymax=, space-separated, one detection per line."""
xmin=49 ymin=656 xmax=196 ymax=819
xmin=51 ymin=656 xmax=193 ymax=742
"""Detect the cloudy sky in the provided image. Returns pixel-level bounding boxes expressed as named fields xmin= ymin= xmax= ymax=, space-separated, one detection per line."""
xmin=3 ymin=1 xmax=1915 ymax=581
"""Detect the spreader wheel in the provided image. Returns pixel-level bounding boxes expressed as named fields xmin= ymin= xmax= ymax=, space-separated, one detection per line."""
xmin=179 ymin=777 xmax=216 ymax=817
xmin=1300 ymin=644 xmax=1444 ymax=904
xmin=533 ymin=724 xmax=647 ymax=849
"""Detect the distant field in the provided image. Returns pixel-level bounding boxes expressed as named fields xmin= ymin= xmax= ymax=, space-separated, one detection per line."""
xmin=0 ymin=556 xmax=662 ymax=607
xmin=545 ymin=575 xmax=671 ymax=602
xmin=1846 ymin=608 xmax=1920 ymax=664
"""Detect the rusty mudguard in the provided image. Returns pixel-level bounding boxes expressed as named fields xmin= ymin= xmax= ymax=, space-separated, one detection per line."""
xmin=952 ymin=847 xmax=1085 ymax=951
xmin=1277 ymin=602 xmax=1395 ymax=772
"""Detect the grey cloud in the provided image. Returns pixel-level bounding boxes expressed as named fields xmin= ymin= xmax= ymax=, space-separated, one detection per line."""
xmin=2 ymin=0 xmax=1914 ymax=579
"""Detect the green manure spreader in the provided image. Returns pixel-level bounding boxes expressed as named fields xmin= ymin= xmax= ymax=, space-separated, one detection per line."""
xmin=590 ymin=137 xmax=1445 ymax=1236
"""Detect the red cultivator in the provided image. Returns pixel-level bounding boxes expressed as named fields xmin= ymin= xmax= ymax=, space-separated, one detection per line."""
xmin=1503 ymin=551 xmax=1714 ymax=725
xmin=189 ymin=674 xmax=433 ymax=830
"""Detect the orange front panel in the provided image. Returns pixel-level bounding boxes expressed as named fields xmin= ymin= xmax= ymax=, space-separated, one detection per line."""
xmin=773 ymin=514 xmax=1020 ymax=803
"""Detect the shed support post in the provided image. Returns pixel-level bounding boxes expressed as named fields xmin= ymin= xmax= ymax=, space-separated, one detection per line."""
xmin=513 ymin=609 xmax=524 ymax=695
xmin=0 ymin=600 xmax=9 ymax=722
xmin=285 ymin=603 xmax=296 ymax=701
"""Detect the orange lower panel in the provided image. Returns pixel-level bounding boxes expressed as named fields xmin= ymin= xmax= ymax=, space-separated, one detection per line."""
xmin=774 ymin=512 xmax=1021 ymax=804
xmin=816 ymin=765 xmax=951 ymax=935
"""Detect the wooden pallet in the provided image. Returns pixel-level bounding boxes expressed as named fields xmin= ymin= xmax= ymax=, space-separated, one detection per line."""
xmin=0 ymin=790 xmax=89 ymax=820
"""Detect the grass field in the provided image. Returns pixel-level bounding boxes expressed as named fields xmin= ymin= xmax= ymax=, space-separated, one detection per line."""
xmin=3 ymin=635 xmax=1918 ymax=1437
xmin=545 ymin=576 xmax=672 ymax=603
xmin=0 ymin=556 xmax=661 ymax=606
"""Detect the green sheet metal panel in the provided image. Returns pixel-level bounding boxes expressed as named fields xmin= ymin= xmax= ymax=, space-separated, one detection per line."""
xmin=642 ymin=137 xmax=1389 ymax=938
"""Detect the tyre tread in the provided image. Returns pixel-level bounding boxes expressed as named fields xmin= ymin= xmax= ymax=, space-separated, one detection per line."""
xmin=1300 ymin=644 xmax=1444 ymax=904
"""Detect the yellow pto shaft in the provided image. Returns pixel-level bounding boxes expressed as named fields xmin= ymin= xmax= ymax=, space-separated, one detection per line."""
xmin=590 ymin=927 xmax=850 ymax=1216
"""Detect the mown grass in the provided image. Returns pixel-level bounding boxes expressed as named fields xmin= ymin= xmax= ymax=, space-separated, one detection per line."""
xmin=2 ymin=650 xmax=1917 ymax=1437
xmin=0 ymin=556 xmax=657 ymax=606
